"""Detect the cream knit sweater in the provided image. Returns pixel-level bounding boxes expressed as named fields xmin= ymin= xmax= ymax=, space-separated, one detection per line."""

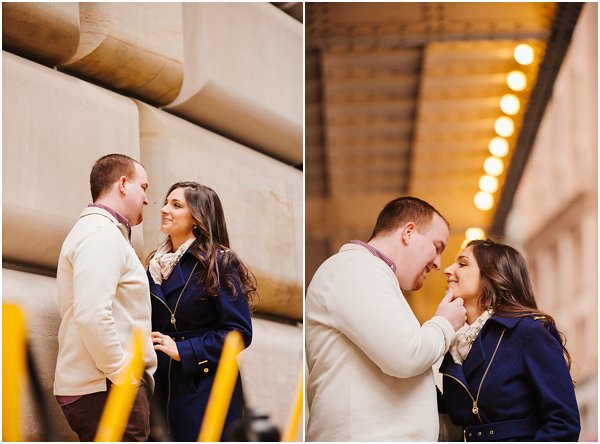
xmin=54 ymin=207 xmax=156 ymax=395
xmin=306 ymin=243 xmax=455 ymax=441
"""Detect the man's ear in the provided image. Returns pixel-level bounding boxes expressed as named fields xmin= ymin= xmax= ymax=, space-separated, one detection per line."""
xmin=401 ymin=222 xmax=415 ymax=245
xmin=118 ymin=176 xmax=127 ymax=194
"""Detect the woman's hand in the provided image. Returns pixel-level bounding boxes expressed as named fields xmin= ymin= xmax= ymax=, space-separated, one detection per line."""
xmin=151 ymin=331 xmax=181 ymax=361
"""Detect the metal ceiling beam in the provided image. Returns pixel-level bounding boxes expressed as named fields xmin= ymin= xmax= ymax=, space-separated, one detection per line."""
xmin=491 ymin=3 xmax=584 ymax=236
xmin=306 ymin=3 xmax=554 ymax=50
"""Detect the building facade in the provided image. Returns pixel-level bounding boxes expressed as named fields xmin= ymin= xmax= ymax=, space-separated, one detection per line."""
xmin=505 ymin=3 xmax=598 ymax=440
xmin=2 ymin=3 xmax=303 ymax=440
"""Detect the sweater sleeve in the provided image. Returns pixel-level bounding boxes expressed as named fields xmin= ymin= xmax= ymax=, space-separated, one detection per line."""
xmin=176 ymin=274 xmax=252 ymax=376
xmin=71 ymin=228 xmax=131 ymax=384
xmin=523 ymin=320 xmax=581 ymax=441
xmin=326 ymin=255 xmax=455 ymax=378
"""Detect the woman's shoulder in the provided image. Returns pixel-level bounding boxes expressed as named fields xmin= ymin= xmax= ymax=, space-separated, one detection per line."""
xmin=489 ymin=314 xmax=557 ymax=337
xmin=179 ymin=248 xmax=202 ymax=270
xmin=183 ymin=245 xmax=233 ymax=257
xmin=510 ymin=315 xmax=561 ymax=345
xmin=216 ymin=248 xmax=240 ymax=265
xmin=181 ymin=245 xmax=243 ymax=273
xmin=216 ymin=248 xmax=232 ymax=257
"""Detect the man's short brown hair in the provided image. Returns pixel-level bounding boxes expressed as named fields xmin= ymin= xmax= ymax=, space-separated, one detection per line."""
xmin=369 ymin=196 xmax=449 ymax=240
xmin=90 ymin=154 xmax=140 ymax=202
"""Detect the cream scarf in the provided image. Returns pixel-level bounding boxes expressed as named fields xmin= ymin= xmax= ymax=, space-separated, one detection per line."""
xmin=449 ymin=309 xmax=494 ymax=365
xmin=149 ymin=237 xmax=196 ymax=285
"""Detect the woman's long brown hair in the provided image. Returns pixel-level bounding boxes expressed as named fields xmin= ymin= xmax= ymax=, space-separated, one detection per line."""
xmin=468 ymin=239 xmax=572 ymax=370
xmin=154 ymin=182 xmax=258 ymax=309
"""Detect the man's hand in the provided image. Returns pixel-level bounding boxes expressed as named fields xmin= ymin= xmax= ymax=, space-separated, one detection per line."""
xmin=435 ymin=289 xmax=466 ymax=331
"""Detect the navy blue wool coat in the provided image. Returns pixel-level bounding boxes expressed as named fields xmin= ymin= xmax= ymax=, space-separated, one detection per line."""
xmin=148 ymin=250 xmax=252 ymax=442
xmin=439 ymin=315 xmax=580 ymax=441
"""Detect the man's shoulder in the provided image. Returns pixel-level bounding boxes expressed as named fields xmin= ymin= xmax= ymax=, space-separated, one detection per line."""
xmin=309 ymin=244 xmax=394 ymax=292
xmin=319 ymin=243 xmax=389 ymax=273
xmin=63 ymin=209 xmax=124 ymax=250
xmin=71 ymin=207 xmax=123 ymax=232
xmin=78 ymin=206 xmax=119 ymax=226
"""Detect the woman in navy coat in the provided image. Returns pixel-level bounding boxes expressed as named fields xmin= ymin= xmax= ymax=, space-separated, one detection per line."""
xmin=147 ymin=181 xmax=256 ymax=441
xmin=438 ymin=239 xmax=580 ymax=441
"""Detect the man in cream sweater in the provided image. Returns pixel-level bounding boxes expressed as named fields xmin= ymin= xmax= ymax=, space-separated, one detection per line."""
xmin=306 ymin=196 xmax=466 ymax=441
xmin=54 ymin=154 xmax=157 ymax=441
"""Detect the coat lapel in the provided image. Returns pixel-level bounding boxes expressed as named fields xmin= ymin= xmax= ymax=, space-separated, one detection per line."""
xmin=161 ymin=260 xmax=186 ymax=297
xmin=463 ymin=316 xmax=521 ymax=379
xmin=148 ymin=270 xmax=167 ymax=303
xmin=439 ymin=352 xmax=470 ymax=389
xmin=462 ymin=334 xmax=486 ymax=379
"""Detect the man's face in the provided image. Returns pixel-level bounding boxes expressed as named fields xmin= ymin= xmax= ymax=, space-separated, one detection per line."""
xmin=400 ymin=213 xmax=449 ymax=291
xmin=123 ymin=163 xmax=149 ymax=226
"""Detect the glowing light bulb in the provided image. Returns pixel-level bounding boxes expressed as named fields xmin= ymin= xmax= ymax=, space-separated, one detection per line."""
xmin=489 ymin=137 xmax=509 ymax=157
xmin=500 ymin=94 xmax=520 ymax=115
xmin=484 ymin=156 xmax=504 ymax=176
xmin=514 ymin=43 xmax=534 ymax=65
xmin=479 ymin=174 xmax=499 ymax=193
xmin=474 ymin=191 xmax=494 ymax=211
xmin=507 ymin=70 xmax=527 ymax=92
xmin=495 ymin=116 xmax=514 ymax=137
xmin=465 ymin=227 xmax=485 ymax=241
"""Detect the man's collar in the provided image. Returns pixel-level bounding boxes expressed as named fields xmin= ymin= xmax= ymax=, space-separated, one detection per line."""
xmin=88 ymin=203 xmax=132 ymax=241
xmin=348 ymin=239 xmax=397 ymax=272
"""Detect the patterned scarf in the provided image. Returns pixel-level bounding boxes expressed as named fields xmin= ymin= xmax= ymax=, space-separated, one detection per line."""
xmin=449 ymin=309 xmax=494 ymax=365
xmin=149 ymin=237 xmax=196 ymax=285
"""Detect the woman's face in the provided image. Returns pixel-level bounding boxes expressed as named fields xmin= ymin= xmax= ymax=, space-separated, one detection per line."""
xmin=160 ymin=187 xmax=196 ymax=240
xmin=444 ymin=246 xmax=482 ymax=302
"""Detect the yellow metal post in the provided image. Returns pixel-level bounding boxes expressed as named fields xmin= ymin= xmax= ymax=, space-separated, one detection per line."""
xmin=94 ymin=327 xmax=146 ymax=442
xmin=198 ymin=330 xmax=244 ymax=442
xmin=281 ymin=369 xmax=303 ymax=442
xmin=3 ymin=304 xmax=27 ymax=442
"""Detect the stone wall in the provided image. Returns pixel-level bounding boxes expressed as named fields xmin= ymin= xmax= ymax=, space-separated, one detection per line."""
xmin=2 ymin=2 xmax=302 ymax=440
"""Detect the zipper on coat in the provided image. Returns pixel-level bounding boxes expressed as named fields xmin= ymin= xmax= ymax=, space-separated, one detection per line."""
xmin=151 ymin=261 xmax=199 ymax=437
xmin=440 ymin=372 xmax=484 ymax=424
xmin=150 ymin=262 xmax=198 ymax=331
xmin=473 ymin=329 xmax=506 ymax=415
xmin=441 ymin=328 xmax=506 ymax=424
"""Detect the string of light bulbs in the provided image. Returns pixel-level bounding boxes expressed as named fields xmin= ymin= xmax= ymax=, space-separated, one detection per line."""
xmin=464 ymin=43 xmax=537 ymax=248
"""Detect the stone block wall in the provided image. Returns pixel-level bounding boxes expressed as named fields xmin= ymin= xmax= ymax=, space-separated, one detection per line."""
xmin=2 ymin=2 xmax=302 ymax=440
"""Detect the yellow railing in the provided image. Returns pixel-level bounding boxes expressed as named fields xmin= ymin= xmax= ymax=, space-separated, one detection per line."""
xmin=94 ymin=327 xmax=146 ymax=442
xmin=198 ymin=330 xmax=244 ymax=442
xmin=281 ymin=369 xmax=303 ymax=442
xmin=3 ymin=304 xmax=27 ymax=442
xmin=2 ymin=316 xmax=300 ymax=442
